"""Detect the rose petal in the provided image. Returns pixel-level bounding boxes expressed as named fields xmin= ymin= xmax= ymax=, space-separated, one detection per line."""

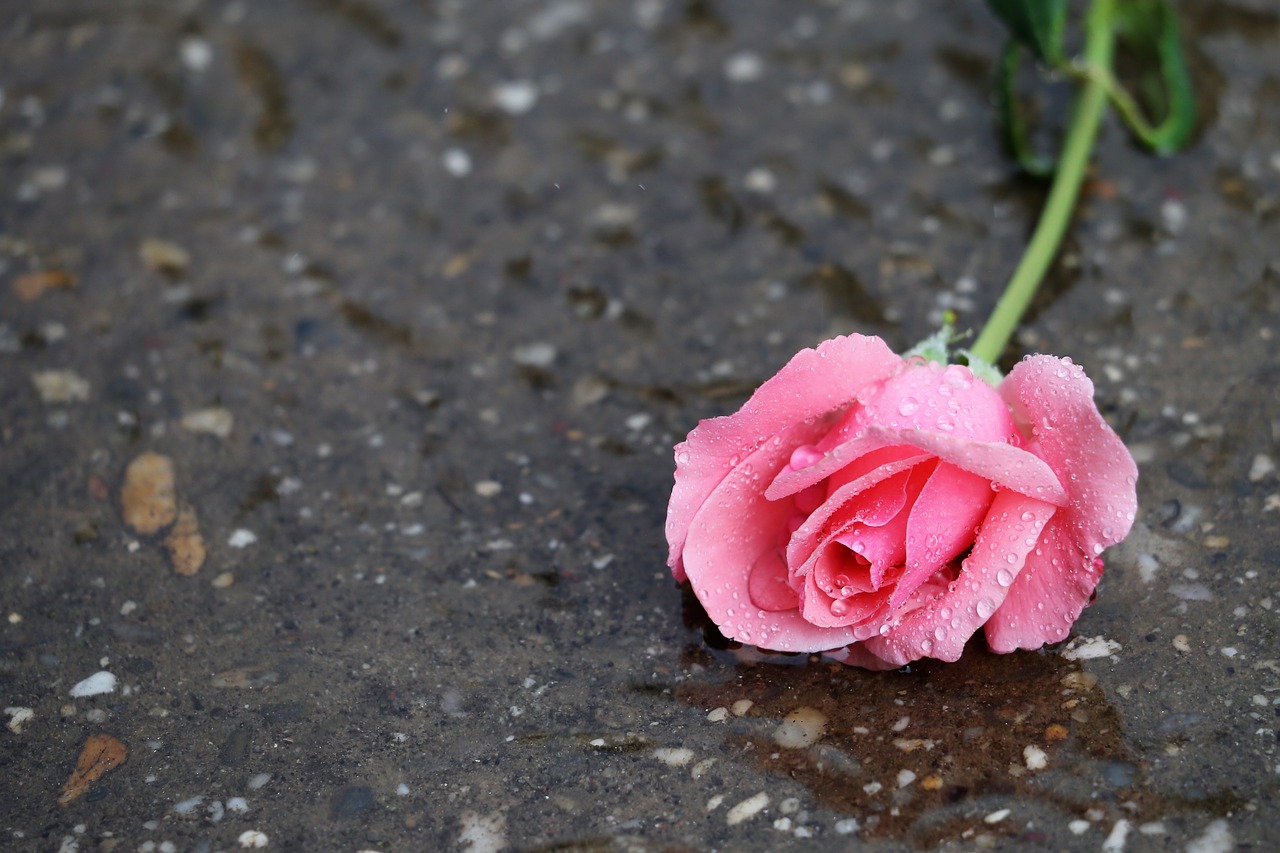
xmin=984 ymin=517 xmax=1102 ymax=652
xmin=1000 ymin=355 xmax=1138 ymax=557
xmin=854 ymin=491 xmax=1058 ymax=667
xmin=667 ymin=335 xmax=903 ymax=580
xmin=891 ymin=462 xmax=996 ymax=611
xmin=749 ymin=549 xmax=800 ymax=612
xmin=868 ymin=426 xmax=1069 ymax=506
xmin=681 ymin=428 xmax=864 ymax=652
xmin=765 ymin=433 xmax=893 ymax=500
xmin=785 ymin=449 xmax=930 ymax=573
xmin=857 ymin=361 xmax=1015 ymax=441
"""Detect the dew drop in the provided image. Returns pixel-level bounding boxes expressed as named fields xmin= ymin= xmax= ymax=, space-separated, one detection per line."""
xmin=938 ymin=607 xmax=952 ymax=620
xmin=976 ymin=597 xmax=995 ymax=619
xmin=934 ymin=625 xmax=946 ymax=640
xmin=921 ymin=638 xmax=933 ymax=653
xmin=898 ymin=396 xmax=920 ymax=416
xmin=996 ymin=568 xmax=1014 ymax=587
xmin=830 ymin=599 xmax=850 ymax=617
xmin=1005 ymin=553 xmax=1017 ymax=564
xmin=1021 ymin=511 xmax=1035 ymax=522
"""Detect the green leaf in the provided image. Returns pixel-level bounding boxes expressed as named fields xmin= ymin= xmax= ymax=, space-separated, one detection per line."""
xmin=997 ymin=42 xmax=1059 ymax=178
xmin=987 ymin=0 xmax=1068 ymax=65
xmin=1108 ymin=0 xmax=1196 ymax=153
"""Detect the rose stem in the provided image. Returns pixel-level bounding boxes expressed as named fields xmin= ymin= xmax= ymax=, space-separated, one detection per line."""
xmin=968 ymin=0 xmax=1117 ymax=365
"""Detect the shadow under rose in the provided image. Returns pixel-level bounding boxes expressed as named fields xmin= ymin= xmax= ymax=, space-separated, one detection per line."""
xmin=674 ymin=591 xmax=1233 ymax=845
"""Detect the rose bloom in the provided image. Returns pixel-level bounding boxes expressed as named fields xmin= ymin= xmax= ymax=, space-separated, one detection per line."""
xmin=665 ymin=334 xmax=1137 ymax=670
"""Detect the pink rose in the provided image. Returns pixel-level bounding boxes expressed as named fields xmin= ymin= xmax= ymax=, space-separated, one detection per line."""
xmin=665 ymin=334 xmax=1137 ymax=670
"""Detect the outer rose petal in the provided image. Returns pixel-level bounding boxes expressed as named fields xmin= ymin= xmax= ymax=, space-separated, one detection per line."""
xmin=984 ymin=515 xmax=1102 ymax=652
xmin=854 ymin=491 xmax=1057 ymax=668
xmin=666 ymin=334 xmax=903 ymax=581
xmin=680 ymin=424 xmax=866 ymax=652
xmin=999 ymin=355 xmax=1138 ymax=556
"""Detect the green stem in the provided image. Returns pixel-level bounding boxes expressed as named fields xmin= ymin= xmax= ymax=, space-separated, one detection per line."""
xmin=970 ymin=0 xmax=1116 ymax=365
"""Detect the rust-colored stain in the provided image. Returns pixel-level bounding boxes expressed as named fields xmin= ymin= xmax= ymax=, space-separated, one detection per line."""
xmin=59 ymin=733 xmax=128 ymax=806
xmin=165 ymin=503 xmax=206 ymax=576
xmin=12 ymin=269 xmax=77 ymax=301
xmin=120 ymin=451 xmax=177 ymax=534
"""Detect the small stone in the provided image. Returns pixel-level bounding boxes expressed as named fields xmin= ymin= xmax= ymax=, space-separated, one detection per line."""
xmin=651 ymin=747 xmax=694 ymax=767
xmin=139 ymin=238 xmax=190 ymax=274
xmin=744 ymin=168 xmax=777 ymax=194
xmin=237 ymin=830 xmax=269 ymax=849
xmin=212 ymin=572 xmax=235 ymax=588
xmin=181 ymin=407 xmax=234 ymax=438
xmin=458 ymin=810 xmax=506 ymax=853
xmin=70 ymin=671 xmax=117 ymax=698
xmin=442 ymin=148 xmax=472 ymax=177
xmin=493 ymin=80 xmax=539 ymax=115
xmin=706 ymin=706 xmax=728 ymax=722
xmin=474 ymin=480 xmax=502 ymax=498
xmin=5 ymin=706 xmax=34 ymax=733
xmin=725 ymin=791 xmax=769 ymax=826
xmin=1249 ymin=454 xmax=1275 ymax=482
xmin=1102 ymin=819 xmax=1131 ymax=852
xmin=180 ymin=37 xmax=213 ymax=71
xmin=31 ymin=369 xmax=90 ymax=404
xmin=227 ymin=529 xmax=258 ymax=548
xmin=1023 ymin=744 xmax=1048 ymax=770
xmin=773 ymin=706 xmax=826 ymax=748
xmin=896 ymin=769 xmax=917 ymax=788
xmin=121 ymin=452 xmax=178 ymax=534
xmin=1172 ymin=634 xmax=1191 ymax=653
xmin=724 ymin=52 xmax=764 ymax=82
xmin=1061 ymin=636 xmax=1121 ymax=661
xmin=511 ymin=342 xmax=557 ymax=368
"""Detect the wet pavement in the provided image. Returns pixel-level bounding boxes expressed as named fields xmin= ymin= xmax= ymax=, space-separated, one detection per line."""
xmin=2 ymin=1 xmax=1278 ymax=851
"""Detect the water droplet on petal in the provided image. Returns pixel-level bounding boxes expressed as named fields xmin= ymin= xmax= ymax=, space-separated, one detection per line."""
xmin=934 ymin=625 xmax=946 ymax=640
xmin=996 ymin=568 xmax=1014 ymax=587
xmin=921 ymin=638 xmax=934 ymax=654
xmin=976 ymin=597 xmax=995 ymax=619
xmin=898 ymin=396 xmax=920 ymax=416
xmin=1021 ymin=511 xmax=1035 ymax=522
xmin=830 ymin=599 xmax=850 ymax=617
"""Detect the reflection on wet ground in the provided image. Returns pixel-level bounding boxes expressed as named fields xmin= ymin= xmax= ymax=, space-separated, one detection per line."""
xmin=677 ymin=624 xmax=1243 ymax=847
